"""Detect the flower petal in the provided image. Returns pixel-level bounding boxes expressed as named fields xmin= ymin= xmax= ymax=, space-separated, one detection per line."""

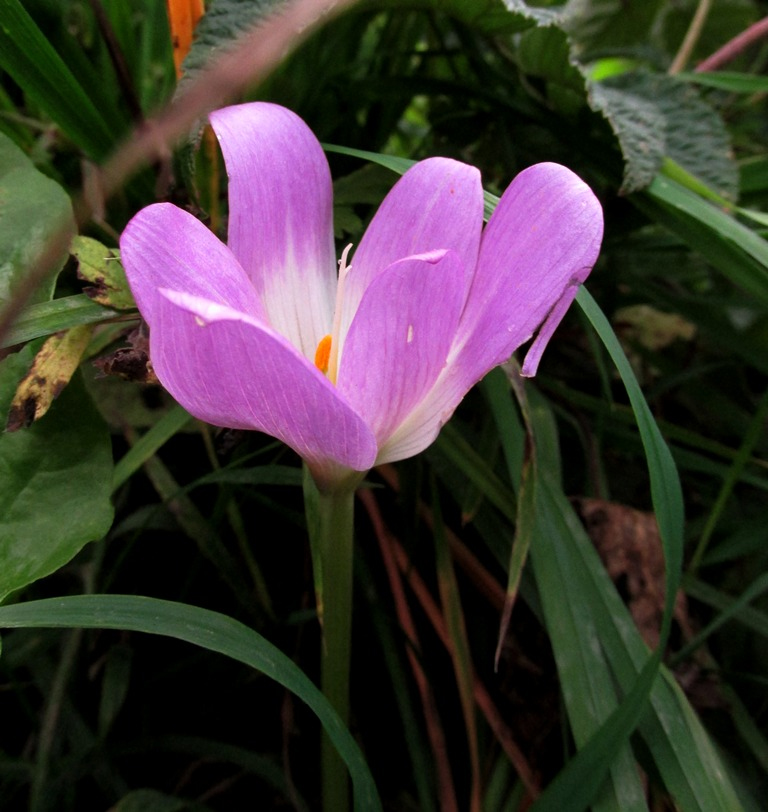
xmin=210 ymin=102 xmax=336 ymax=358
xmin=340 ymin=157 xmax=483 ymax=339
xmin=120 ymin=202 xmax=264 ymax=322
xmin=377 ymin=162 xmax=603 ymax=465
xmin=456 ymin=162 xmax=603 ymax=377
xmin=149 ymin=289 xmax=378 ymax=474
xmin=337 ymin=250 xmax=467 ymax=445
xmin=375 ymin=361 xmax=465 ymax=465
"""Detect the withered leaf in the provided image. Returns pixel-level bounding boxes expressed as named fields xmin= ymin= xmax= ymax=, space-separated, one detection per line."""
xmin=6 ymin=324 xmax=94 ymax=431
xmin=92 ymin=324 xmax=158 ymax=385
xmin=574 ymin=497 xmax=691 ymax=649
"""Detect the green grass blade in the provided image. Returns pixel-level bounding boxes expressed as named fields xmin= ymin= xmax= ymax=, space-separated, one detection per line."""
xmin=1 ymin=295 xmax=124 ymax=348
xmin=530 ymin=290 xmax=742 ymax=810
xmin=111 ymin=405 xmax=194 ymax=492
xmin=0 ymin=0 xmax=120 ymax=160
xmin=683 ymin=576 xmax=768 ymax=640
xmin=672 ymin=573 xmax=768 ymax=666
xmin=576 ymin=287 xmax=684 ymax=620
xmin=677 ymin=71 xmax=768 ymax=94
xmin=529 ymin=473 xmax=743 ymax=811
xmin=0 ymin=595 xmax=382 ymax=812
xmin=636 ymin=176 xmax=768 ymax=307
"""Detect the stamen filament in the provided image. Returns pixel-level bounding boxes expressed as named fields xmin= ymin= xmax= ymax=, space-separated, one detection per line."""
xmin=327 ymin=243 xmax=353 ymax=384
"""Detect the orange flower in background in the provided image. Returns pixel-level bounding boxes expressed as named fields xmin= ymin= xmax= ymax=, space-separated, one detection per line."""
xmin=166 ymin=0 xmax=205 ymax=77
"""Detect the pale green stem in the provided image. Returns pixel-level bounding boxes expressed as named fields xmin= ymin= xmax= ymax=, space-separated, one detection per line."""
xmin=668 ymin=0 xmax=713 ymax=74
xmin=303 ymin=466 xmax=358 ymax=812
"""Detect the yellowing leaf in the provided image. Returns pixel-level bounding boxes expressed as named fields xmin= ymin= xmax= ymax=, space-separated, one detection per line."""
xmin=72 ymin=235 xmax=135 ymax=311
xmin=6 ymin=324 xmax=94 ymax=431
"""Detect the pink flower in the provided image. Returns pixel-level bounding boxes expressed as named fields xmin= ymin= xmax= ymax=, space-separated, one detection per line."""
xmin=120 ymin=103 xmax=603 ymax=488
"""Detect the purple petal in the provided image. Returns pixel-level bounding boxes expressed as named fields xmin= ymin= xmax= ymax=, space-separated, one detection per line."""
xmin=337 ymin=250 xmax=467 ymax=444
xmin=456 ymin=162 xmax=603 ymax=377
xmin=340 ymin=157 xmax=483 ymax=338
xmin=210 ymin=103 xmax=336 ymax=358
xmin=120 ymin=202 xmax=264 ymax=323
xmin=149 ymin=290 xmax=377 ymax=473
xmin=375 ymin=361 xmax=465 ymax=465
xmin=378 ymin=163 xmax=603 ymax=464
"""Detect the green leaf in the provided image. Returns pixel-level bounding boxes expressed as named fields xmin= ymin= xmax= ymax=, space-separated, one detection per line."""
xmin=0 ymin=294 xmax=123 ymax=349
xmin=0 ymin=594 xmax=383 ymax=812
xmin=0 ymin=347 xmax=114 ymax=604
xmin=0 ymin=131 xmax=75 ymax=306
xmin=588 ymin=79 xmax=665 ymax=191
xmin=635 ymin=175 xmax=768 ymax=307
xmin=531 ymin=289 xmax=743 ymax=811
xmin=678 ymin=71 xmax=768 ymax=95
xmin=577 ymin=287 xmax=684 ymax=592
xmin=529 ymin=474 xmax=743 ymax=812
xmin=179 ymin=0 xmax=289 ymax=85
xmin=0 ymin=0 xmax=118 ymax=160
xmin=528 ymin=477 xmax=651 ymax=812
xmin=517 ymin=23 xmax=586 ymax=92
xmin=564 ymin=0 xmax=665 ymax=59
xmin=589 ymin=72 xmax=737 ymax=196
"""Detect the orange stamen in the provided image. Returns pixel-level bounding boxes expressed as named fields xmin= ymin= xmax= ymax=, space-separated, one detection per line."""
xmin=314 ymin=334 xmax=332 ymax=374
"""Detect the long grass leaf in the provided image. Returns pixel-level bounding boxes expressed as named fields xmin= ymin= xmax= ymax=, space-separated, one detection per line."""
xmin=0 ymin=595 xmax=382 ymax=812
xmin=0 ymin=0 xmax=120 ymax=159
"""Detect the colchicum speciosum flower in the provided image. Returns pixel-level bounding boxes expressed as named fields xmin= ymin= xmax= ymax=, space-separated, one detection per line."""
xmin=120 ymin=102 xmax=603 ymax=489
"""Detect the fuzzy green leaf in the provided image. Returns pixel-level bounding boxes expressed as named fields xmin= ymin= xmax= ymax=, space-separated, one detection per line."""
xmin=179 ymin=0 xmax=288 ymax=84
xmin=589 ymin=72 xmax=737 ymax=196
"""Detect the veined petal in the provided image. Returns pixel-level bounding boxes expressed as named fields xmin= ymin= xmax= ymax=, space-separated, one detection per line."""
xmin=337 ymin=250 xmax=466 ymax=445
xmin=340 ymin=157 xmax=483 ymax=339
xmin=375 ymin=361 xmax=465 ymax=465
xmin=120 ymin=202 xmax=264 ymax=322
xmin=149 ymin=289 xmax=378 ymax=473
xmin=210 ymin=102 xmax=336 ymax=358
xmin=455 ymin=162 xmax=603 ymax=376
xmin=377 ymin=163 xmax=603 ymax=465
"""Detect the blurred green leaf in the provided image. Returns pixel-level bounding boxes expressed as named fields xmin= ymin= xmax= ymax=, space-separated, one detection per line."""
xmin=0 ymin=346 xmax=114 ymax=604
xmin=678 ymin=71 xmax=768 ymax=94
xmin=0 ymin=131 xmax=75 ymax=307
xmin=517 ymin=23 xmax=585 ymax=91
xmin=564 ymin=0 xmax=665 ymax=58
xmin=0 ymin=0 xmax=119 ymax=160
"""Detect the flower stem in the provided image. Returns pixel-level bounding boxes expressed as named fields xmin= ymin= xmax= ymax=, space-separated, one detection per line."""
xmin=303 ymin=467 xmax=356 ymax=812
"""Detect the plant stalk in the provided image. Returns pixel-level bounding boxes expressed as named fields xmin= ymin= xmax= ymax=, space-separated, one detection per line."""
xmin=304 ymin=468 xmax=357 ymax=812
